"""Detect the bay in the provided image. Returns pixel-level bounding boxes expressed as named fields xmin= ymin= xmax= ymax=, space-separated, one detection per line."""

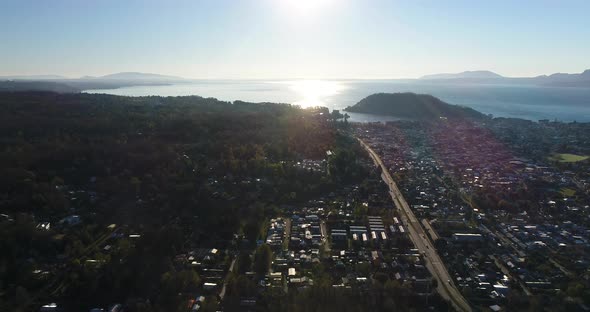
xmin=84 ymin=80 xmax=590 ymax=122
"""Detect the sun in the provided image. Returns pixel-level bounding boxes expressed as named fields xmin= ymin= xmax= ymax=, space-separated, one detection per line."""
xmin=281 ymin=0 xmax=333 ymax=16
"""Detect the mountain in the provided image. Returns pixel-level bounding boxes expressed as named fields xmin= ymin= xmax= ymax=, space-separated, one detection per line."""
xmin=0 ymin=75 xmax=67 ymax=80
xmin=420 ymin=70 xmax=504 ymax=80
xmin=97 ymin=72 xmax=186 ymax=81
xmin=0 ymin=80 xmax=80 ymax=93
xmin=533 ymin=69 xmax=590 ymax=87
xmin=344 ymin=92 xmax=485 ymax=119
xmin=0 ymin=72 xmax=191 ymax=92
xmin=419 ymin=69 xmax=590 ymax=87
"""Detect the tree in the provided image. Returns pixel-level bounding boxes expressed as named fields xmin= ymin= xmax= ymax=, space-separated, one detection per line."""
xmin=15 ymin=286 xmax=30 ymax=306
xmin=243 ymin=219 xmax=261 ymax=243
xmin=237 ymin=252 xmax=252 ymax=274
xmin=130 ymin=176 xmax=141 ymax=195
xmin=374 ymin=272 xmax=389 ymax=284
xmin=253 ymin=244 xmax=273 ymax=278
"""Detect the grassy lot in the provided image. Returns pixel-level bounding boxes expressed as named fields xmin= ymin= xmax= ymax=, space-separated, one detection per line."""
xmin=560 ymin=188 xmax=576 ymax=197
xmin=549 ymin=153 xmax=589 ymax=163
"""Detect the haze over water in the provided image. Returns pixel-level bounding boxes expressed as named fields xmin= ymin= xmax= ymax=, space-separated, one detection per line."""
xmin=86 ymin=80 xmax=590 ymax=122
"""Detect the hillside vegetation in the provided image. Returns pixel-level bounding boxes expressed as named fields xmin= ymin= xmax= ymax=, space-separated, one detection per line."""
xmin=0 ymin=81 xmax=80 ymax=93
xmin=344 ymin=92 xmax=485 ymax=119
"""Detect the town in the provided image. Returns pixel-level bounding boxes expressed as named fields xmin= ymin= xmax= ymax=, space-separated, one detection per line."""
xmin=1 ymin=92 xmax=590 ymax=312
xmin=353 ymin=118 xmax=590 ymax=311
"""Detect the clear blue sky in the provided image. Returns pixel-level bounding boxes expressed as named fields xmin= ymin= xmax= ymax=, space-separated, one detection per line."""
xmin=1 ymin=0 xmax=589 ymax=79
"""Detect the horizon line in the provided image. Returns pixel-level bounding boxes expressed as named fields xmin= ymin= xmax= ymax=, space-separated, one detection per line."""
xmin=2 ymin=68 xmax=589 ymax=81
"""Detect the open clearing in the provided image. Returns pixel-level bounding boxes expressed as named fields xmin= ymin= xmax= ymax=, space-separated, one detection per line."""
xmin=549 ymin=153 xmax=589 ymax=163
xmin=560 ymin=188 xmax=576 ymax=197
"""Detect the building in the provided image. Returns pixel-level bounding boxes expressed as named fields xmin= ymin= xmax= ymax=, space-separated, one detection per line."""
xmin=452 ymin=233 xmax=484 ymax=243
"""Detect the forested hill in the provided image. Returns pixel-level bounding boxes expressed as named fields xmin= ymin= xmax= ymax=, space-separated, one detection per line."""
xmin=0 ymin=90 xmax=336 ymax=261
xmin=0 ymin=80 xmax=81 ymax=93
xmin=344 ymin=92 xmax=486 ymax=119
xmin=0 ymin=91 xmax=359 ymax=311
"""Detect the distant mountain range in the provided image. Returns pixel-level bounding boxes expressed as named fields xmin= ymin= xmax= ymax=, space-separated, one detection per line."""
xmin=83 ymin=72 xmax=187 ymax=81
xmin=0 ymin=72 xmax=187 ymax=81
xmin=533 ymin=69 xmax=590 ymax=87
xmin=0 ymin=80 xmax=81 ymax=93
xmin=0 ymin=72 xmax=190 ymax=92
xmin=344 ymin=92 xmax=485 ymax=119
xmin=420 ymin=70 xmax=503 ymax=80
xmin=1 ymin=69 xmax=590 ymax=94
xmin=419 ymin=69 xmax=590 ymax=87
xmin=0 ymin=74 xmax=68 ymax=80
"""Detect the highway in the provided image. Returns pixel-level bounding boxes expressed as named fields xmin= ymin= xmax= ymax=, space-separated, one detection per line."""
xmin=219 ymin=257 xmax=237 ymax=300
xmin=358 ymin=138 xmax=472 ymax=312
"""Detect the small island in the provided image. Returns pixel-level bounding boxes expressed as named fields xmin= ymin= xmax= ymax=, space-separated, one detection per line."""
xmin=344 ymin=92 xmax=486 ymax=119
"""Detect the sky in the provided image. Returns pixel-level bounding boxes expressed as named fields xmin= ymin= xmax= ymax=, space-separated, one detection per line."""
xmin=1 ymin=0 xmax=589 ymax=79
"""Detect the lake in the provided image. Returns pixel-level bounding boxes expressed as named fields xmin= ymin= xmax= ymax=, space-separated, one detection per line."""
xmin=85 ymin=80 xmax=590 ymax=122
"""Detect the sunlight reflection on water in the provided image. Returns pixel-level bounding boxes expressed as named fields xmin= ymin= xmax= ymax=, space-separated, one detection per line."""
xmin=286 ymin=80 xmax=347 ymax=108
xmin=84 ymin=80 xmax=590 ymax=122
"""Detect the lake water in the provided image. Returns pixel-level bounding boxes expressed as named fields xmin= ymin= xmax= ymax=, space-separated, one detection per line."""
xmin=85 ymin=80 xmax=590 ymax=122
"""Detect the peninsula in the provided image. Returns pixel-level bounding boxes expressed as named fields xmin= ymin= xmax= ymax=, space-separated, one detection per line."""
xmin=344 ymin=92 xmax=485 ymax=119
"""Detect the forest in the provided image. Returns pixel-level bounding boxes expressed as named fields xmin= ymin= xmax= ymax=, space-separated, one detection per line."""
xmin=0 ymin=92 xmax=353 ymax=311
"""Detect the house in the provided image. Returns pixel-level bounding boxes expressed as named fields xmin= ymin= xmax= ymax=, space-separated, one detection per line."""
xmin=489 ymin=305 xmax=502 ymax=312
xmin=452 ymin=233 xmax=483 ymax=243
xmin=60 ymin=215 xmax=81 ymax=226
xmin=331 ymin=229 xmax=348 ymax=248
xmin=203 ymin=282 xmax=217 ymax=290
xmin=108 ymin=304 xmax=122 ymax=312
xmin=39 ymin=303 xmax=59 ymax=312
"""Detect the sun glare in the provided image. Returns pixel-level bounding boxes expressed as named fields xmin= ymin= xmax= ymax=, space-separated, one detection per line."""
xmin=280 ymin=0 xmax=334 ymax=17
xmin=288 ymin=80 xmax=346 ymax=108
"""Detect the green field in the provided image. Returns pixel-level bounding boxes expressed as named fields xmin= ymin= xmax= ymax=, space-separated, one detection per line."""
xmin=549 ymin=153 xmax=589 ymax=163
xmin=560 ymin=188 xmax=576 ymax=197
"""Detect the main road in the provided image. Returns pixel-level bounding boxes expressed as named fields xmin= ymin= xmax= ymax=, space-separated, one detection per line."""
xmin=358 ymin=138 xmax=472 ymax=312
